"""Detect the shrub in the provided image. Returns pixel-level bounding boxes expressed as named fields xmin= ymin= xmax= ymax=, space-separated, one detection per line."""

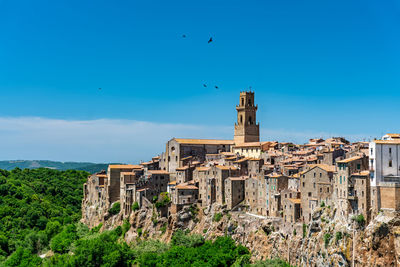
xmin=50 ymin=224 xmax=78 ymax=253
xmin=137 ymin=228 xmax=143 ymax=237
xmin=213 ymin=213 xmax=223 ymax=222
xmin=90 ymin=223 xmax=103 ymax=234
xmin=320 ymin=201 xmax=325 ymax=208
xmin=108 ymin=202 xmax=120 ymax=215
xmin=122 ymin=220 xmax=131 ymax=237
xmin=132 ymin=202 xmax=139 ymax=212
xmin=203 ymin=229 xmax=207 ymax=234
xmin=293 ymin=229 xmax=296 ymax=236
xmin=160 ymin=223 xmax=167 ymax=234
xmin=352 ymin=214 xmax=365 ymax=228
xmin=155 ymin=192 xmax=171 ymax=208
xmin=335 ymin=231 xmax=343 ymax=242
xmin=302 ymin=224 xmax=307 ymax=238
xmin=171 ymin=230 xmax=204 ymax=247
xmin=252 ymin=258 xmax=292 ymax=266
xmin=324 ymin=233 xmax=331 ymax=248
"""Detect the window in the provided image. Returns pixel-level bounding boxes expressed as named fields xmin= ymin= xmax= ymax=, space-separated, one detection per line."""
xmin=389 ymin=160 xmax=393 ymax=167
xmin=320 ymin=188 xmax=322 ymax=193
xmin=240 ymin=115 xmax=243 ymax=124
xmin=327 ymin=188 xmax=329 ymax=193
xmin=303 ymin=182 xmax=305 ymax=187
xmin=313 ymin=183 xmax=316 ymax=189
xmin=308 ymin=192 xmax=312 ymax=197
xmin=314 ymin=173 xmax=316 ymax=178
xmin=320 ymin=173 xmax=322 ymax=178
xmin=370 ymin=148 xmax=373 ymax=154
xmin=357 ymin=164 xmax=361 ymax=170
xmin=340 ymin=176 xmax=342 ymax=184
xmin=389 ymin=148 xmax=392 ymax=154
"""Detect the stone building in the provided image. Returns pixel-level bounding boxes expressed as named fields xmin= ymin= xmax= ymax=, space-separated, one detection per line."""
xmin=351 ymin=171 xmax=371 ymax=222
xmin=160 ymin=138 xmax=234 ymax=173
xmin=82 ymin=172 xmax=109 ymax=226
xmin=233 ymin=142 xmax=271 ymax=159
xmin=265 ymin=173 xmax=289 ymax=217
xmin=120 ymin=171 xmax=142 ymax=217
xmin=175 ymin=166 xmax=194 ymax=184
xmin=106 ymin=165 xmax=143 ymax=204
xmin=234 ymin=91 xmax=260 ymax=144
xmin=214 ymin=165 xmax=239 ymax=205
xmin=245 ymin=177 xmax=262 ymax=214
xmin=321 ymin=148 xmax=346 ymax=165
xmin=334 ymin=156 xmax=368 ymax=220
xmin=247 ymin=158 xmax=264 ymax=178
xmin=194 ymin=165 xmax=239 ymax=207
xmin=172 ymin=183 xmax=199 ymax=205
xmin=225 ymin=177 xmax=246 ymax=209
xmin=193 ymin=166 xmax=211 ymax=206
xmin=205 ymin=178 xmax=216 ymax=207
xmin=300 ymin=164 xmax=335 ymax=223
xmin=283 ymin=198 xmax=301 ymax=224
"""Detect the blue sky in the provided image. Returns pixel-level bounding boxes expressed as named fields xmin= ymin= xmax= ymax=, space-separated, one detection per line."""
xmin=0 ymin=0 xmax=399 ymax=162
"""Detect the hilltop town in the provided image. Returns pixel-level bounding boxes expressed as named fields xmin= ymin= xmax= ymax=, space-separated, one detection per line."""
xmin=82 ymin=91 xmax=400 ymax=265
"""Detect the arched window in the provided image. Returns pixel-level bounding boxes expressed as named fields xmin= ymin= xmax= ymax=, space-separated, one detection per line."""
xmin=248 ymin=116 xmax=252 ymax=124
xmin=241 ymin=98 xmax=244 ymax=106
xmin=248 ymin=99 xmax=252 ymax=106
xmin=240 ymin=115 xmax=243 ymax=124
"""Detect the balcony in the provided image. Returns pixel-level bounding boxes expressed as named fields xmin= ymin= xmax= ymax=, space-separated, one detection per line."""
xmin=348 ymin=191 xmax=357 ymax=200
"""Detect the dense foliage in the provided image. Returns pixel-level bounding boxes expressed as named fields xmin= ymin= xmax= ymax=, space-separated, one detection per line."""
xmin=0 ymin=168 xmax=88 ymax=264
xmin=45 ymin=228 xmax=251 ymax=267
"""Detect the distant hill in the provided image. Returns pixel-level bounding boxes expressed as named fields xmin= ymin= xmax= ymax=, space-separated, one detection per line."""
xmin=0 ymin=160 xmax=118 ymax=173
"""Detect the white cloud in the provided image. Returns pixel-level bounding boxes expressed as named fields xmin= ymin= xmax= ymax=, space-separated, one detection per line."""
xmin=0 ymin=117 xmax=373 ymax=163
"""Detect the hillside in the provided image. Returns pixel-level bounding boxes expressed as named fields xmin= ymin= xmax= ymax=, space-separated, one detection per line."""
xmin=0 ymin=160 xmax=117 ymax=173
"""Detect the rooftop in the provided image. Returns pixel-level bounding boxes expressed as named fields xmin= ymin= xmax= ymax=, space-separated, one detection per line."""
xmin=195 ymin=167 xmax=210 ymax=171
xmin=351 ymin=170 xmax=370 ymax=177
xmin=228 ymin=176 xmax=248 ymax=181
xmin=148 ymin=170 xmax=169 ymax=175
xmin=374 ymin=139 xmax=400 ymax=145
xmin=176 ymin=166 xmax=190 ymax=171
xmin=175 ymin=184 xmax=198 ymax=190
xmin=336 ymin=156 xmax=362 ymax=164
xmin=174 ymin=138 xmax=234 ymax=145
xmin=109 ymin=164 xmax=142 ymax=169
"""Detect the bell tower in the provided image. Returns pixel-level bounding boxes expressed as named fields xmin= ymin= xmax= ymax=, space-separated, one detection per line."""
xmin=234 ymin=91 xmax=260 ymax=144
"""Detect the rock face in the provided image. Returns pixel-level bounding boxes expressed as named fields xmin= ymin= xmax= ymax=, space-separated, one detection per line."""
xmin=83 ymin=200 xmax=400 ymax=266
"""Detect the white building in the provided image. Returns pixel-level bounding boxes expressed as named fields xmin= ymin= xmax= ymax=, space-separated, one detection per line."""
xmin=369 ymin=134 xmax=400 ymax=216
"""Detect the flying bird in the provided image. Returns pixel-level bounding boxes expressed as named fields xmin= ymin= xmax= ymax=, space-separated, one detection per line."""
xmin=215 ymin=85 xmax=219 ymax=89
xmin=182 ymin=34 xmax=186 ymax=38
xmin=203 ymin=84 xmax=207 ymax=87
xmin=98 ymin=88 xmax=102 ymax=90
xmin=208 ymin=37 xmax=213 ymax=43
